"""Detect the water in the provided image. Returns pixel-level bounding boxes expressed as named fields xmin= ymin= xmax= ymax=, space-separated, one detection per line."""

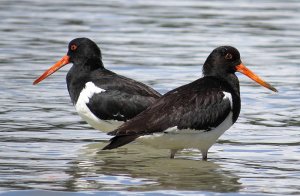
xmin=0 ymin=0 xmax=300 ymax=195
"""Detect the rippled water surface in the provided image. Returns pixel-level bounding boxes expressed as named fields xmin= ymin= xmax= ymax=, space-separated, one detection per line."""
xmin=0 ymin=0 xmax=300 ymax=195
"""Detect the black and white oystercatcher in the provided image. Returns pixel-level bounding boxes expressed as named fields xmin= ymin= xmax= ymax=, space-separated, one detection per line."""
xmin=103 ymin=46 xmax=278 ymax=160
xmin=33 ymin=38 xmax=161 ymax=131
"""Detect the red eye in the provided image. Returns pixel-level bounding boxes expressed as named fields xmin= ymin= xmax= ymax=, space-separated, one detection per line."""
xmin=70 ymin=44 xmax=77 ymax=51
xmin=225 ymin=53 xmax=232 ymax=60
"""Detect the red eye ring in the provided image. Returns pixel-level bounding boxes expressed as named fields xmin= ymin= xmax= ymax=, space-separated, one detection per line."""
xmin=70 ymin=44 xmax=77 ymax=51
xmin=225 ymin=53 xmax=232 ymax=60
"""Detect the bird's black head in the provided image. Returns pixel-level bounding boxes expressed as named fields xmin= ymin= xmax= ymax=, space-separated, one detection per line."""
xmin=67 ymin=37 xmax=102 ymax=65
xmin=203 ymin=46 xmax=241 ymax=77
xmin=33 ymin=38 xmax=104 ymax=85
xmin=202 ymin=46 xmax=278 ymax=92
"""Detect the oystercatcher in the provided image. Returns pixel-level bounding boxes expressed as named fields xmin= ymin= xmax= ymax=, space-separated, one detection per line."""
xmin=33 ymin=38 xmax=161 ymax=131
xmin=103 ymin=46 xmax=278 ymax=160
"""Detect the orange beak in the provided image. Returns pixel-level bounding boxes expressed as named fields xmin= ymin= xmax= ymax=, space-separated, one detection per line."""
xmin=235 ymin=63 xmax=278 ymax=92
xmin=33 ymin=55 xmax=70 ymax=85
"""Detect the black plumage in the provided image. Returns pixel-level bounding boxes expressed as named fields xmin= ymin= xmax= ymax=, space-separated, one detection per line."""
xmin=103 ymin=76 xmax=240 ymax=148
xmin=103 ymin=46 xmax=277 ymax=160
xmin=67 ymin=63 xmax=160 ymax=122
xmin=34 ymin=38 xmax=161 ymax=129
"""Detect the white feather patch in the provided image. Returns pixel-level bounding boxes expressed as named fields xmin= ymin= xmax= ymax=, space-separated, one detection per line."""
xmin=75 ymin=82 xmax=122 ymax=132
xmin=80 ymin=82 xmax=106 ymax=104
xmin=222 ymin=91 xmax=233 ymax=109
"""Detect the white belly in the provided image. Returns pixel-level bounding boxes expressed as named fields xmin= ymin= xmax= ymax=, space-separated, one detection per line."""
xmin=137 ymin=112 xmax=233 ymax=152
xmin=75 ymin=82 xmax=124 ymax=132
xmin=76 ymin=108 xmax=123 ymax=132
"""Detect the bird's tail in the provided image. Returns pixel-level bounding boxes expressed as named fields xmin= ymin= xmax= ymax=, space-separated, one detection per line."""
xmin=102 ymin=135 xmax=139 ymax=150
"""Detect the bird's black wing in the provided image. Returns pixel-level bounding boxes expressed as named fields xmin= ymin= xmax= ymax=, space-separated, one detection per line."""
xmin=87 ymin=71 xmax=161 ymax=121
xmin=103 ymin=77 xmax=233 ymax=149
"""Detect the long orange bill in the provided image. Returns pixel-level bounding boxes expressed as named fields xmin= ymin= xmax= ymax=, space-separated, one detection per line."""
xmin=33 ymin=55 xmax=70 ymax=85
xmin=236 ymin=63 xmax=278 ymax=92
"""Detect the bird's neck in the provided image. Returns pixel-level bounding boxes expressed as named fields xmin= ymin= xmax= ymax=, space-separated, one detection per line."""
xmin=222 ymin=73 xmax=240 ymax=96
xmin=205 ymin=72 xmax=240 ymax=96
xmin=66 ymin=58 xmax=105 ymax=104
xmin=78 ymin=57 xmax=105 ymax=71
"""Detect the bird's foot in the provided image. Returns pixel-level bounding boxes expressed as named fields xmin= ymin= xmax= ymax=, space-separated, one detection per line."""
xmin=170 ymin=149 xmax=179 ymax=159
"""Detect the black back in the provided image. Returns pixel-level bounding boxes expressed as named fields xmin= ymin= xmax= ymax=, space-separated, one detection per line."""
xmin=103 ymin=46 xmax=243 ymax=149
xmin=108 ymin=76 xmax=240 ymax=134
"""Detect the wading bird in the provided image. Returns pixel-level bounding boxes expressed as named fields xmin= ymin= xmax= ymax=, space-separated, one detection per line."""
xmin=33 ymin=38 xmax=161 ymax=131
xmin=103 ymin=46 xmax=277 ymax=160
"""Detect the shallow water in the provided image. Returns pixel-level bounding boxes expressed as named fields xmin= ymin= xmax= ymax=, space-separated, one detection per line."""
xmin=0 ymin=0 xmax=300 ymax=195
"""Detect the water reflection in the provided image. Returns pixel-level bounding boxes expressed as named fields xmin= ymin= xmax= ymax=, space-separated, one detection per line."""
xmin=65 ymin=143 xmax=242 ymax=192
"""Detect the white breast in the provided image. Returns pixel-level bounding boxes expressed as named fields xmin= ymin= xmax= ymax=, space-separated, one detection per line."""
xmin=75 ymin=82 xmax=123 ymax=132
